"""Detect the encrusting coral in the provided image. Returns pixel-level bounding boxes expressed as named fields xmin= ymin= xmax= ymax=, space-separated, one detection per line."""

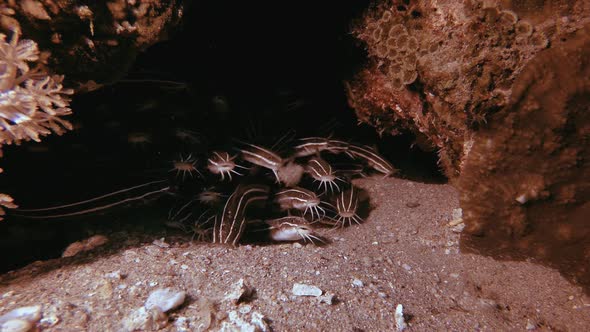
xmin=0 ymin=30 xmax=74 ymax=219
xmin=346 ymin=0 xmax=587 ymax=178
xmin=346 ymin=0 xmax=590 ymax=291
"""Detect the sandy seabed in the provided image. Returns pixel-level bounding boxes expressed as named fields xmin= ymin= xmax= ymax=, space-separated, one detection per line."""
xmin=0 ymin=177 xmax=588 ymax=331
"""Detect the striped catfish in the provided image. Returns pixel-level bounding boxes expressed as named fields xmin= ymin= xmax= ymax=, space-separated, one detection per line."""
xmin=239 ymin=143 xmax=283 ymax=182
xmin=266 ymin=216 xmax=323 ymax=244
xmin=346 ymin=144 xmax=397 ymax=177
xmin=333 ymin=186 xmax=362 ymax=227
xmin=275 ymin=187 xmax=324 ymax=220
xmin=293 ymin=137 xmax=349 ymax=157
xmin=306 ymin=157 xmax=342 ymax=193
xmin=213 ymin=184 xmax=269 ymax=246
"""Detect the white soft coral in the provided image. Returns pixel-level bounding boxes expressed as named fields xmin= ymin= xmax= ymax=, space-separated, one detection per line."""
xmin=0 ymin=31 xmax=73 ymax=145
xmin=0 ymin=31 xmax=74 ymax=219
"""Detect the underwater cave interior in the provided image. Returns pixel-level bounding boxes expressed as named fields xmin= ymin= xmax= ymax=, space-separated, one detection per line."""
xmin=0 ymin=1 xmax=446 ymax=272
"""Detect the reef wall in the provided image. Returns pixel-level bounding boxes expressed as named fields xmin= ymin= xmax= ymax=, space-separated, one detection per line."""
xmin=347 ymin=0 xmax=590 ymax=292
xmin=0 ymin=0 xmax=185 ymax=90
xmin=459 ymin=26 xmax=590 ymax=291
xmin=346 ymin=0 xmax=588 ymax=178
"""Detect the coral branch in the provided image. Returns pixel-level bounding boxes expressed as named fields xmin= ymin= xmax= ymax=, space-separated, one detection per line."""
xmin=0 ymin=32 xmax=73 ymax=145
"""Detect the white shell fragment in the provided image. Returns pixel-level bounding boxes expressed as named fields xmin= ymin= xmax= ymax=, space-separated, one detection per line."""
xmin=352 ymin=279 xmax=364 ymax=287
xmin=515 ymin=194 xmax=528 ymax=204
xmin=395 ymin=304 xmax=407 ymax=331
xmin=0 ymin=306 xmax=42 ymax=324
xmin=145 ymin=288 xmax=186 ymax=313
xmin=292 ymin=283 xmax=323 ymax=297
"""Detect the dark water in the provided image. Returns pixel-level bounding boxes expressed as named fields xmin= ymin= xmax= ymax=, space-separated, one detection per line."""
xmin=0 ymin=1 xmax=444 ymax=272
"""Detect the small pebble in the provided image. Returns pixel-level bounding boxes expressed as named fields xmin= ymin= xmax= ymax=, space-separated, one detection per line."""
xmin=105 ymin=270 xmax=125 ymax=280
xmin=1 ymin=291 xmax=15 ymax=299
xmin=145 ymin=288 xmax=186 ymax=313
xmin=526 ymin=320 xmax=537 ymax=330
xmin=238 ymin=305 xmax=252 ymax=314
xmin=174 ymin=316 xmax=190 ymax=332
xmin=317 ymin=293 xmax=335 ymax=305
xmin=251 ymin=311 xmax=269 ymax=332
xmin=451 ymin=223 xmax=465 ymax=233
xmin=39 ymin=314 xmax=59 ymax=328
xmin=0 ymin=306 xmax=42 ymax=324
xmin=224 ymin=279 xmax=254 ymax=304
xmin=121 ymin=307 xmax=167 ymax=332
xmin=352 ymin=279 xmax=364 ymax=287
xmin=395 ymin=304 xmax=407 ymax=331
xmin=292 ymin=283 xmax=323 ymax=297
xmin=152 ymin=238 xmax=170 ymax=248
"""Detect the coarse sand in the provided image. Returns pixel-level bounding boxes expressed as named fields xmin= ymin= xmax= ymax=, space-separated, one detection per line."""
xmin=0 ymin=177 xmax=588 ymax=331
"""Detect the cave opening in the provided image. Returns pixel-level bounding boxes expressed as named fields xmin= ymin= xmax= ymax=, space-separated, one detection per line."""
xmin=0 ymin=1 xmax=444 ymax=272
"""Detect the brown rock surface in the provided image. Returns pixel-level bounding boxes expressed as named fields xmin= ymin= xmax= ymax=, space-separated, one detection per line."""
xmin=347 ymin=0 xmax=589 ymax=177
xmin=459 ymin=25 xmax=590 ymax=293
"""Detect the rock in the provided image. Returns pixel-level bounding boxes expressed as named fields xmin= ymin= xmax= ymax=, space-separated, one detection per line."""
xmin=346 ymin=1 xmax=581 ymax=178
xmin=192 ymin=297 xmax=215 ymax=331
xmin=96 ymin=280 xmax=113 ymax=300
xmin=0 ymin=306 xmax=42 ymax=324
xmin=451 ymin=208 xmax=463 ymax=221
xmin=224 ymin=279 xmax=254 ymax=304
xmin=61 ymin=241 xmax=85 ymax=258
xmin=317 ymin=293 xmax=335 ymax=305
xmin=105 ymin=270 xmax=125 ymax=280
xmin=292 ymin=283 xmax=323 ymax=297
xmin=250 ymin=311 xmax=269 ymax=332
xmin=145 ymin=288 xmax=186 ymax=313
xmin=39 ymin=314 xmax=59 ymax=328
xmin=526 ymin=320 xmax=537 ymax=330
xmin=62 ymin=235 xmax=108 ymax=257
xmin=238 ymin=305 xmax=252 ymax=314
xmin=174 ymin=316 xmax=190 ymax=331
xmin=85 ymin=234 xmax=108 ymax=248
xmin=121 ymin=307 xmax=167 ymax=332
xmin=352 ymin=279 xmax=364 ymax=287
xmin=395 ymin=304 xmax=407 ymax=331
xmin=459 ymin=26 xmax=590 ymax=293
xmin=0 ymin=319 xmax=33 ymax=332
xmin=152 ymin=238 xmax=170 ymax=248
xmin=220 ymin=309 xmax=269 ymax=332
